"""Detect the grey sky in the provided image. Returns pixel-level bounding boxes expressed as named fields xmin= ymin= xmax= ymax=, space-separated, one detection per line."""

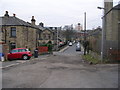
xmin=0 ymin=0 xmax=119 ymax=29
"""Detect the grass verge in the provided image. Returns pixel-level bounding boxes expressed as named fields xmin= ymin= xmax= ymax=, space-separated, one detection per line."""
xmin=82 ymin=54 xmax=100 ymax=64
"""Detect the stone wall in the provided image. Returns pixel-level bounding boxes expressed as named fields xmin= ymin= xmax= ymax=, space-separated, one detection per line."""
xmin=2 ymin=25 xmax=37 ymax=54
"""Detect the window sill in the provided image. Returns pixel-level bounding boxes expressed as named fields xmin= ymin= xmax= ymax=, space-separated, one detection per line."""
xmin=10 ymin=36 xmax=16 ymax=38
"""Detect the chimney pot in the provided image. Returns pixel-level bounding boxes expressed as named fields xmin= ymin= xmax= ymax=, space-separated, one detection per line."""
xmin=4 ymin=11 xmax=9 ymax=17
xmin=32 ymin=16 xmax=34 ymax=19
xmin=31 ymin=16 xmax=36 ymax=25
xmin=6 ymin=11 xmax=8 ymax=14
xmin=13 ymin=14 xmax=16 ymax=17
xmin=31 ymin=16 xmax=35 ymax=21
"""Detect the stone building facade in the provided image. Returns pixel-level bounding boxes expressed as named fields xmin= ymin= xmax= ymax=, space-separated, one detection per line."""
xmin=104 ymin=1 xmax=120 ymax=57
xmin=39 ymin=28 xmax=54 ymax=44
xmin=0 ymin=11 xmax=42 ymax=57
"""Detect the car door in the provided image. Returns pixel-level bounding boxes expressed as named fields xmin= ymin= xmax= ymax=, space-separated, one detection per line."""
xmin=17 ymin=49 xmax=27 ymax=59
xmin=9 ymin=49 xmax=19 ymax=59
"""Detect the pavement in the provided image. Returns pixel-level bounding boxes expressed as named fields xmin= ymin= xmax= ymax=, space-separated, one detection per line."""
xmin=1 ymin=55 xmax=50 ymax=69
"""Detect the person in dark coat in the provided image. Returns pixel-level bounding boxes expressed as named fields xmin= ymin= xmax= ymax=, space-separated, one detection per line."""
xmin=83 ymin=40 xmax=89 ymax=55
xmin=34 ymin=48 xmax=38 ymax=58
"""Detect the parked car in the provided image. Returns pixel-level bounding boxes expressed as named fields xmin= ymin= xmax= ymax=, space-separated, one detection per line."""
xmin=7 ymin=48 xmax=32 ymax=60
xmin=76 ymin=43 xmax=81 ymax=51
xmin=69 ymin=42 xmax=73 ymax=46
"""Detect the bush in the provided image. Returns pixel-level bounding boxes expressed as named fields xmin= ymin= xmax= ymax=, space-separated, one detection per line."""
xmin=82 ymin=54 xmax=100 ymax=64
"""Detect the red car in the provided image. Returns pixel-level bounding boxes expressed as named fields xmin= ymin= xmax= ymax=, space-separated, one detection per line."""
xmin=7 ymin=48 xmax=32 ymax=60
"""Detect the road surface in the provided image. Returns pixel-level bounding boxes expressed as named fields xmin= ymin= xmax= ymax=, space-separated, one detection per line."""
xmin=2 ymin=43 xmax=119 ymax=88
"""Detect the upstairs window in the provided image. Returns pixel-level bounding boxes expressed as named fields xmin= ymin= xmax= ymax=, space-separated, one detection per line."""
xmin=11 ymin=27 xmax=16 ymax=37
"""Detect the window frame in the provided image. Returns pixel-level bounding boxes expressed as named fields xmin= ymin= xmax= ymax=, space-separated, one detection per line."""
xmin=10 ymin=27 xmax=16 ymax=37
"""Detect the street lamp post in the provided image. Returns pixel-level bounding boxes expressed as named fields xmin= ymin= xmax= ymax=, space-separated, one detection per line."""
xmin=97 ymin=7 xmax=105 ymax=62
xmin=57 ymin=28 xmax=59 ymax=51
xmin=83 ymin=12 xmax=87 ymax=55
xmin=84 ymin=12 xmax=86 ymax=41
xmin=101 ymin=16 xmax=105 ymax=62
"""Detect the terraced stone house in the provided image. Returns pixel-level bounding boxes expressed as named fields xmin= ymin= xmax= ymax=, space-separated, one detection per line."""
xmin=0 ymin=11 xmax=43 ymax=58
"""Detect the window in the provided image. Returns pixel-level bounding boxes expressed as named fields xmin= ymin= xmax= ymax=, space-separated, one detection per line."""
xmin=48 ymin=34 xmax=51 ymax=39
xmin=43 ymin=34 xmax=46 ymax=40
xmin=11 ymin=49 xmax=18 ymax=53
xmin=18 ymin=49 xmax=27 ymax=52
xmin=11 ymin=27 xmax=16 ymax=37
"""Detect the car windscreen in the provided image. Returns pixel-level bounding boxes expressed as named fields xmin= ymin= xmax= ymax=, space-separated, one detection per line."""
xmin=18 ymin=49 xmax=27 ymax=52
xmin=11 ymin=50 xmax=19 ymax=53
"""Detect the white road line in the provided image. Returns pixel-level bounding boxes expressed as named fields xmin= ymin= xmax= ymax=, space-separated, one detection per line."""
xmin=41 ymin=58 xmax=47 ymax=60
xmin=16 ymin=60 xmax=26 ymax=63
xmin=0 ymin=57 xmax=48 ymax=69
xmin=1 ymin=63 xmax=19 ymax=69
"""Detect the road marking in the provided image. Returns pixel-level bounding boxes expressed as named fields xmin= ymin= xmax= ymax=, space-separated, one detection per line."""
xmin=41 ymin=58 xmax=47 ymax=60
xmin=16 ymin=60 xmax=26 ymax=63
xmin=0 ymin=57 xmax=48 ymax=69
xmin=0 ymin=63 xmax=19 ymax=69
xmin=59 ymin=46 xmax=69 ymax=52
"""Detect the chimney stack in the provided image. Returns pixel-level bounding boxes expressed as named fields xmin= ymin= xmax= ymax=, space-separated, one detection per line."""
xmin=39 ymin=22 xmax=44 ymax=27
xmin=31 ymin=16 xmax=36 ymax=25
xmin=4 ymin=11 xmax=9 ymax=17
xmin=13 ymin=14 xmax=16 ymax=17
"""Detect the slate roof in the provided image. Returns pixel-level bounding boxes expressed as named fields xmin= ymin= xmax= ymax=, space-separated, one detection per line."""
xmin=0 ymin=16 xmax=44 ymax=31
xmin=113 ymin=3 xmax=120 ymax=10
xmin=0 ymin=16 xmax=31 ymax=26
xmin=36 ymin=25 xmax=44 ymax=30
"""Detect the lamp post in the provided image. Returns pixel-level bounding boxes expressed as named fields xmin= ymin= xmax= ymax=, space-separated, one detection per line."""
xmin=57 ymin=28 xmax=59 ymax=51
xmin=83 ymin=12 xmax=87 ymax=55
xmin=84 ymin=12 xmax=86 ymax=41
xmin=97 ymin=7 xmax=105 ymax=62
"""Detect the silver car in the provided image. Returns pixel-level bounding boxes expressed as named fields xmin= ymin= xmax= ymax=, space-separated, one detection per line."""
xmin=76 ymin=43 xmax=81 ymax=51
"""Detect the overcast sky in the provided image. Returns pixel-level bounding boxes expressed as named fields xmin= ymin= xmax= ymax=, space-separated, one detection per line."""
xmin=0 ymin=0 xmax=119 ymax=29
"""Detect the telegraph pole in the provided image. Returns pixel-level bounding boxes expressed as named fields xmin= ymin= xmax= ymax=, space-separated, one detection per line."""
xmin=83 ymin=12 xmax=87 ymax=55
xmin=57 ymin=28 xmax=59 ymax=51
xmin=84 ymin=12 xmax=86 ymax=41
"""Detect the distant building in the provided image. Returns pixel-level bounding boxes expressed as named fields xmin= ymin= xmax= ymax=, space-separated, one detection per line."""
xmin=75 ymin=23 xmax=83 ymax=31
xmin=63 ymin=25 xmax=73 ymax=30
xmin=39 ymin=27 xmax=54 ymax=44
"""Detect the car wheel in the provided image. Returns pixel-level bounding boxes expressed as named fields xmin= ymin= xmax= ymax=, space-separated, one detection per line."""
xmin=22 ymin=55 xmax=29 ymax=60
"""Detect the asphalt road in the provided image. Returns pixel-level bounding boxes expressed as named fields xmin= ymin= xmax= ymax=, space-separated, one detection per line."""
xmin=2 ymin=43 xmax=119 ymax=88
